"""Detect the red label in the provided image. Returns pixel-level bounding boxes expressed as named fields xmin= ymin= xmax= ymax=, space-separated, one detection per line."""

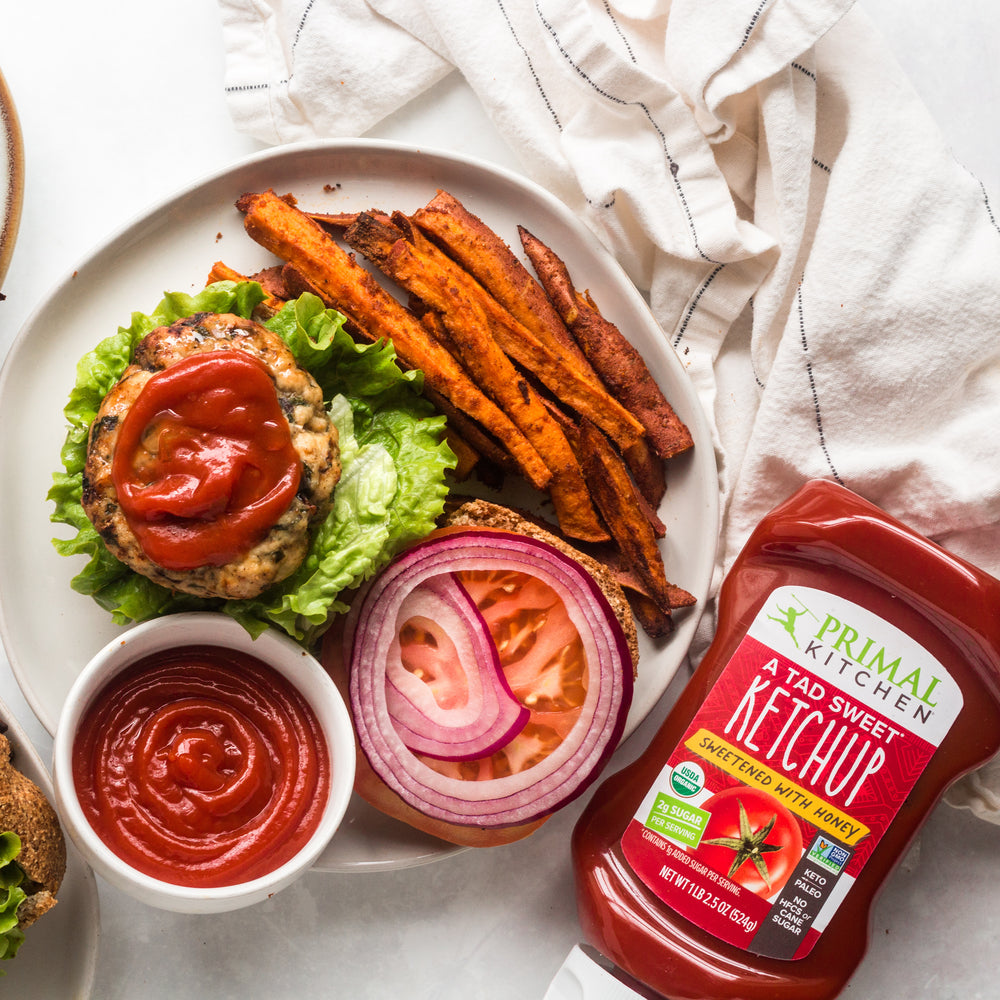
xmin=621 ymin=585 xmax=959 ymax=958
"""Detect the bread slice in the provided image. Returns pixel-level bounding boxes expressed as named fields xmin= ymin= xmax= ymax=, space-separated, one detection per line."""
xmin=323 ymin=499 xmax=641 ymax=847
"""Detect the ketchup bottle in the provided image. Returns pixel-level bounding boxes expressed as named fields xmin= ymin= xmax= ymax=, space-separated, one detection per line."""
xmin=556 ymin=479 xmax=1000 ymax=1000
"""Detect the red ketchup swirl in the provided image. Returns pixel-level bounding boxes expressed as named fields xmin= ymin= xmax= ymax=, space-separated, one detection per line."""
xmin=111 ymin=350 xmax=301 ymax=570
xmin=72 ymin=645 xmax=330 ymax=888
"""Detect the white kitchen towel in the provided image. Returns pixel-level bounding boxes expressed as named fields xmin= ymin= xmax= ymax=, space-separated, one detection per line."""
xmin=218 ymin=0 xmax=1000 ymax=818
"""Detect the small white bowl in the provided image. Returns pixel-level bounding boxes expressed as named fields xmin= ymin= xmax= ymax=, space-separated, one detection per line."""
xmin=52 ymin=612 xmax=355 ymax=913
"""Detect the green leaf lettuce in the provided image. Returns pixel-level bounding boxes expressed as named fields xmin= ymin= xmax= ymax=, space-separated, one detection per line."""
xmin=0 ymin=832 xmax=26 ymax=966
xmin=49 ymin=282 xmax=456 ymax=645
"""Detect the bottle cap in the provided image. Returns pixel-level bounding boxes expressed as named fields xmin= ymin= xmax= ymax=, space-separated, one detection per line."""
xmin=543 ymin=944 xmax=653 ymax=999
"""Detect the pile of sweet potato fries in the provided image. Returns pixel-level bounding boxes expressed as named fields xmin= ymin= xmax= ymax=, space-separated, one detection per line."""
xmin=210 ymin=188 xmax=696 ymax=638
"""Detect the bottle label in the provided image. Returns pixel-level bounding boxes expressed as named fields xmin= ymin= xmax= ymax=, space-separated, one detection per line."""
xmin=620 ymin=585 xmax=962 ymax=959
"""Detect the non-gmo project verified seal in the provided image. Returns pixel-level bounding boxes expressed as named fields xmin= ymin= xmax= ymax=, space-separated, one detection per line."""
xmin=750 ymin=832 xmax=854 ymax=960
xmin=808 ymin=836 xmax=852 ymax=875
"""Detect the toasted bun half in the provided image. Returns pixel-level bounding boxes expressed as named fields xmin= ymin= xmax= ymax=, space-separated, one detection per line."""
xmin=442 ymin=499 xmax=639 ymax=670
xmin=322 ymin=499 xmax=638 ymax=848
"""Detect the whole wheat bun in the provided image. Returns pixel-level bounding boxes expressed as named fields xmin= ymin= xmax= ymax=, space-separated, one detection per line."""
xmin=0 ymin=731 xmax=67 ymax=929
xmin=322 ymin=499 xmax=639 ymax=848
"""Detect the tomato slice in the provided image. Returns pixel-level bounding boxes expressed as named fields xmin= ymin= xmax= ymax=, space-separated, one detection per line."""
xmin=397 ymin=615 xmax=469 ymax=712
xmin=419 ymin=568 xmax=587 ymax=782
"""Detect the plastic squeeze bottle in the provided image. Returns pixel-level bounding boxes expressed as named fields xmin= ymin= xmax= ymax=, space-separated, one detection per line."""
xmin=553 ymin=479 xmax=1000 ymax=1000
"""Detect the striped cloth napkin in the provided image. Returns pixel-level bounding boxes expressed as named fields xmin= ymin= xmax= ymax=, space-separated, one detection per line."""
xmin=218 ymin=0 xmax=1000 ymax=818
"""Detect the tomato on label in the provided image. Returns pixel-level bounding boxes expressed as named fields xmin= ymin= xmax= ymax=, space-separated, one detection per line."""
xmin=690 ymin=786 xmax=803 ymax=898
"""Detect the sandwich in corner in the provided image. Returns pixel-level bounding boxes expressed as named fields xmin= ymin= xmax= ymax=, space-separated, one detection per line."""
xmin=0 ymin=730 xmax=66 ymax=964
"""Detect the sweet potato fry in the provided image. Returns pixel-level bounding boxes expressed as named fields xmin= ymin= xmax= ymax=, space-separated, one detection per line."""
xmin=605 ymin=555 xmax=696 ymax=613
xmin=206 ymin=260 xmax=246 ymax=285
xmin=623 ymin=437 xmax=668 ymax=508
xmin=377 ymin=211 xmax=646 ymax=453
xmin=235 ymin=189 xmax=551 ymax=492
xmin=343 ymin=213 xmax=608 ymax=543
xmin=412 ymin=190 xmax=597 ymax=377
xmin=520 ymin=226 xmax=694 ymax=461
xmin=441 ymin=427 xmax=479 ymax=481
xmin=248 ymin=264 xmax=292 ymax=303
xmin=542 ymin=397 xmax=665 ymax=539
xmin=575 ymin=419 xmax=687 ymax=618
xmin=309 ymin=209 xmax=393 ymax=229
xmin=278 ymin=263 xmax=332 ymax=307
xmin=628 ymin=594 xmax=676 ymax=639
xmin=422 ymin=385 xmax=514 ymax=481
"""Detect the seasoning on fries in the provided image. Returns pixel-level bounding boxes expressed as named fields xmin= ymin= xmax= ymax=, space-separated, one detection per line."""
xmin=342 ymin=211 xmax=608 ymax=544
xmin=575 ymin=419 xmax=694 ymax=636
xmin=519 ymin=225 xmax=694 ymax=461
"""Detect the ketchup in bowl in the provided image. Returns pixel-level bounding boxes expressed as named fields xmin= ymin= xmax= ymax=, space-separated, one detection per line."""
xmin=72 ymin=643 xmax=330 ymax=889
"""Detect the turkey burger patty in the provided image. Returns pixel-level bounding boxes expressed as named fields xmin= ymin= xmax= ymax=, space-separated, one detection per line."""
xmin=81 ymin=312 xmax=340 ymax=600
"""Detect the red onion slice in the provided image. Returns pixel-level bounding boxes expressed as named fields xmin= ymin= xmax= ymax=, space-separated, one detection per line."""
xmin=381 ymin=572 xmax=529 ymax=760
xmin=346 ymin=527 xmax=634 ymax=828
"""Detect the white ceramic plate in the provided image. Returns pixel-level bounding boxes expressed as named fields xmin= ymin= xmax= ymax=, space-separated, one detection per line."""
xmin=0 ymin=139 xmax=718 ymax=871
xmin=0 ymin=68 xmax=24 ymax=289
xmin=0 ymin=696 xmax=100 ymax=996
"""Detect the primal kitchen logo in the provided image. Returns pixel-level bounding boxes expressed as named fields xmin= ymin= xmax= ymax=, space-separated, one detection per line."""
xmin=764 ymin=593 xmax=941 ymax=711
xmin=766 ymin=594 xmax=818 ymax=650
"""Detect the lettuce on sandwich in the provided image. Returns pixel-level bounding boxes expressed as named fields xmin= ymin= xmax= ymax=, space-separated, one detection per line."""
xmin=0 ymin=832 xmax=26 ymax=966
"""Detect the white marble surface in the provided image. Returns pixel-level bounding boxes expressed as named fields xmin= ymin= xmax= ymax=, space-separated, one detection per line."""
xmin=2 ymin=2 xmax=1000 ymax=997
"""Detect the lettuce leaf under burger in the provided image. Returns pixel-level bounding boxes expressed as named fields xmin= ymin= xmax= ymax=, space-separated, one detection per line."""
xmin=48 ymin=281 xmax=456 ymax=645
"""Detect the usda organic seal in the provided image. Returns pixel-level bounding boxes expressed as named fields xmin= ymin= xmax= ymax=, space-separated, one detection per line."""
xmin=669 ymin=761 xmax=704 ymax=797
